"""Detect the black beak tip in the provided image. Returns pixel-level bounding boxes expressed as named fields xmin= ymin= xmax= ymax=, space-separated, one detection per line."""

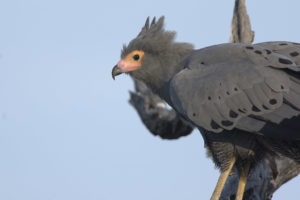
xmin=112 ymin=65 xmax=123 ymax=80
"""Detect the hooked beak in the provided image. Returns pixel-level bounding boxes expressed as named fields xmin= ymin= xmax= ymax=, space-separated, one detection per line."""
xmin=112 ymin=65 xmax=123 ymax=80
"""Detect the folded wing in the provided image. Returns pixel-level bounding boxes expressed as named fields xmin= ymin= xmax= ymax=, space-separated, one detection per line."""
xmin=170 ymin=42 xmax=300 ymax=140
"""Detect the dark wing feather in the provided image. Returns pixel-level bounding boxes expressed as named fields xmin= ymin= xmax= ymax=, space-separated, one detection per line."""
xmin=169 ymin=42 xmax=300 ymax=140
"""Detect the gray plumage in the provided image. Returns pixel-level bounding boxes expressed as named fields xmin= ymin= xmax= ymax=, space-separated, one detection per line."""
xmin=113 ymin=16 xmax=300 ymax=175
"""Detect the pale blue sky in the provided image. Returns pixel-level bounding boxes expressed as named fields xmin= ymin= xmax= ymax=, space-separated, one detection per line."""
xmin=0 ymin=0 xmax=299 ymax=199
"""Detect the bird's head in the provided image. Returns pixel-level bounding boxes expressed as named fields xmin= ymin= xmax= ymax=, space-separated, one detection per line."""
xmin=112 ymin=16 xmax=193 ymax=91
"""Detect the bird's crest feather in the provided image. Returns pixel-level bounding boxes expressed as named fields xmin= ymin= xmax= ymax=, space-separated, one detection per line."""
xmin=121 ymin=16 xmax=185 ymax=58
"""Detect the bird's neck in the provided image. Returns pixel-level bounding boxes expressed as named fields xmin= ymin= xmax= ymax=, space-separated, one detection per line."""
xmin=152 ymin=48 xmax=194 ymax=104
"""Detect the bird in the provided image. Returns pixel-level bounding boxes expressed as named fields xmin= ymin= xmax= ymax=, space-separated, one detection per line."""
xmin=112 ymin=16 xmax=300 ymax=200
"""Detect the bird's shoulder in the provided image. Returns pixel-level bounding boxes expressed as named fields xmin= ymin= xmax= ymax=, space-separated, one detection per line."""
xmin=182 ymin=42 xmax=300 ymax=71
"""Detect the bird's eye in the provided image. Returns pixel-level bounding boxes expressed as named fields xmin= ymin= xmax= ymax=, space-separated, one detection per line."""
xmin=133 ymin=54 xmax=140 ymax=61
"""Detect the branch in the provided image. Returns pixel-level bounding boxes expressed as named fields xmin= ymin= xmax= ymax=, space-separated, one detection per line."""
xmin=220 ymin=1 xmax=300 ymax=199
xmin=229 ymin=0 xmax=254 ymax=43
xmin=129 ymin=79 xmax=193 ymax=139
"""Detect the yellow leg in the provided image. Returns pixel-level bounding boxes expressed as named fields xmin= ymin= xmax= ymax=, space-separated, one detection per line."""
xmin=210 ymin=157 xmax=236 ymax=200
xmin=235 ymin=161 xmax=250 ymax=200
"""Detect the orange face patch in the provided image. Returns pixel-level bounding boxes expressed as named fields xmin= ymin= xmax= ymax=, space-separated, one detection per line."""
xmin=118 ymin=50 xmax=145 ymax=73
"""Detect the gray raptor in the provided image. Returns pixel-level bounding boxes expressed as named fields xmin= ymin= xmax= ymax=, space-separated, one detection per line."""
xmin=112 ymin=17 xmax=300 ymax=200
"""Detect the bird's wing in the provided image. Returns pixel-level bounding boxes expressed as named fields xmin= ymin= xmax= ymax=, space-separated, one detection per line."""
xmin=169 ymin=42 xmax=300 ymax=140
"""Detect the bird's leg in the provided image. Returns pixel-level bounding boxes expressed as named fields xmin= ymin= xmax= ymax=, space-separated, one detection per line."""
xmin=235 ymin=160 xmax=250 ymax=200
xmin=210 ymin=156 xmax=236 ymax=200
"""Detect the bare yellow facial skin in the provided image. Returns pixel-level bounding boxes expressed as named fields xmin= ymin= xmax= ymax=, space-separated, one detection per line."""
xmin=117 ymin=50 xmax=145 ymax=73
